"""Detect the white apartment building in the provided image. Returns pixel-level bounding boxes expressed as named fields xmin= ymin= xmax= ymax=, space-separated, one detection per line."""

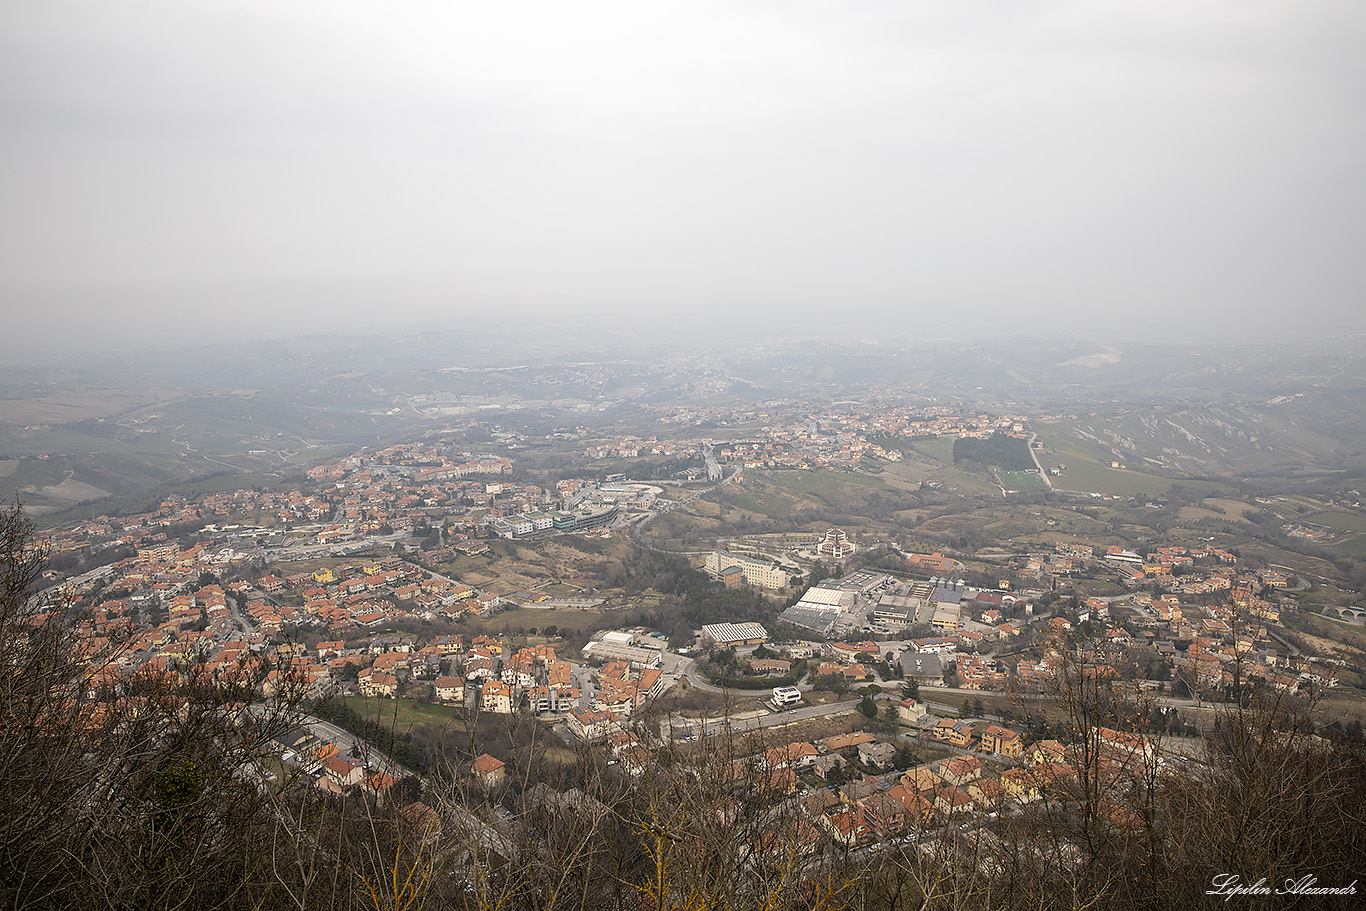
xmin=704 ymin=551 xmax=790 ymax=590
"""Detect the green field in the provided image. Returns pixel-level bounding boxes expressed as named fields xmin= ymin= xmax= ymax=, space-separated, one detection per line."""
xmin=348 ymin=696 xmax=454 ymax=733
xmin=0 ymin=389 xmax=166 ymax=424
xmin=907 ymin=438 xmax=955 ymax=464
xmin=954 ymin=434 xmax=1035 ymax=470
xmin=1176 ymin=498 xmax=1259 ymax=524
xmin=1048 ymin=452 xmax=1233 ymax=499
xmin=767 ymin=469 xmax=892 ymax=494
xmin=1330 ymin=534 xmax=1366 ymax=555
xmin=1289 ymin=584 xmax=1366 ymax=606
xmin=997 ymin=469 xmax=1046 ymax=489
xmin=1049 ymin=457 xmax=1173 ymax=496
xmin=1309 ymin=511 xmax=1366 ymax=533
xmin=1318 ymin=688 xmax=1366 ymax=726
xmin=724 ymin=469 xmax=906 ymax=523
xmin=728 ymin=490 xmax=760 ymax=510
xmin=3 ymin=457 xmax=71 ymax=491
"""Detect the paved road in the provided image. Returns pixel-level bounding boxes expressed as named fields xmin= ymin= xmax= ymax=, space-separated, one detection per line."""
xmin=679 ymin=656 xmax=728 ymax=694
xmin=246 ymin=703 xmax=414 ymax=782
xmin=1026 ymin=432 xmax=1054 ymax=490
xmin=629 ymin=467 xmax=737 ymax=554
xmin=303 ymin=715 xmax=414 ymax=780
xmin=703 ymin=443 xmax=723 ymax=482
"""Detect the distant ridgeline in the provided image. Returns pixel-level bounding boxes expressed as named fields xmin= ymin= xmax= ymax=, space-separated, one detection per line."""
xmin=952 ymin=432 xmax=1035 ymax=470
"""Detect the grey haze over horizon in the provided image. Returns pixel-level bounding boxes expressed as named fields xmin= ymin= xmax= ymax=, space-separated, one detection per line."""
xmin=2 ymin=1 xmax=1364 ymax=364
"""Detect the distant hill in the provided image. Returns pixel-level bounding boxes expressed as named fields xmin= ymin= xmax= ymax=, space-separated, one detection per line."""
xmin=5 ymin=333 xmax=1364 ymax=513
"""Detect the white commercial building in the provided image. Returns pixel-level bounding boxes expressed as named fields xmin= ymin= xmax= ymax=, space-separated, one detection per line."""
xmin=700 ymin=622 xmax=769 ymax=647
xmin=582 ymin=632 xmax=664 ymax=669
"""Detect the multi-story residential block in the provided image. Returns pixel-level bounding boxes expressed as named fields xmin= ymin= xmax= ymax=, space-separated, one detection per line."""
xmin=703 ymin=552 xmax=789 ymax=590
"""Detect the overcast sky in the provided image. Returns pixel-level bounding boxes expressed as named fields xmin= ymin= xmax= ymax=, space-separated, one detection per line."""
xmin=2 ymin=0 xmax=1363 ymax=361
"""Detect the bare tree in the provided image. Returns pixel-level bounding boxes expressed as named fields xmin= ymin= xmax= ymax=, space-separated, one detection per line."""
xmin=0 ymin=504 xmax=322 ymax=911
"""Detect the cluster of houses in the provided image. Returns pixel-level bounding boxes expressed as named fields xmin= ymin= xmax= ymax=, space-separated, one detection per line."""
xmin=255 ymin=555 xmax=497 ymax=635
xmin=272 ymin=727 xmax=404 ymax=802
xmin=1027 ymin=541 xmax=1243 ymax=598
xmin=74 ymin=580 xmax=269 ymax=696
xmin=39 ymin=487 xmax=335 ymax=565
xmin=581 ymin=437 xmax=701 ymax=461
xmin=746 ymin=547 xmax=1322 ymax=717
xmin=789 ymin=720 xmax=1160 ymax=848
xmin=59 ymin=542 xmax=510 ymax=693
xmin=304 ymin=446 xmax=543 ymax=541
xmin=310 ymin=444 xmax=647 ymax=545
xmin=347 ymin=629 xmax=682 ymax=724
xmin=347 ymin=635 xmax=580 ymax=714
xmin=633 ymin=711 xmax=1155 ymax=851
xmin=691 ymin=406 xmax=1031 ymax=471
xmin=797 ymin=547 xmax=1317 ymax=698
xmin=272 ymin=724 xmax=514 ymax=804
xmin=254 ymin=673 xmax=1175 ymax=863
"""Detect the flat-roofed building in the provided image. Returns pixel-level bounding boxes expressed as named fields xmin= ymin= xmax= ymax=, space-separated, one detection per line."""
xmin=828 ymin=571 xmax=890 ymax=595
xmin=701 ymin=622 xmax=769 ymax=647
xmin=491 ymin=516 xmax=534 ymax=538
xmin=901 ymin=653 xmax=945 ymax=686
xmin=931 ymin=604 xmax=963 ymax=632
xmin=872 ymin=598 xmax=917 ymax=625
xmin=776 ymin=605 xmax=840 ymax=635
xmin=930 ymin=589 xmax=965 ymax=631
xmin=794 ymin=585 xmax=857 ymax=611
xmin=775 ymin=584 xmax=852 ymax=634
xmin=581 ymin=634 xmax=664 ymax=669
